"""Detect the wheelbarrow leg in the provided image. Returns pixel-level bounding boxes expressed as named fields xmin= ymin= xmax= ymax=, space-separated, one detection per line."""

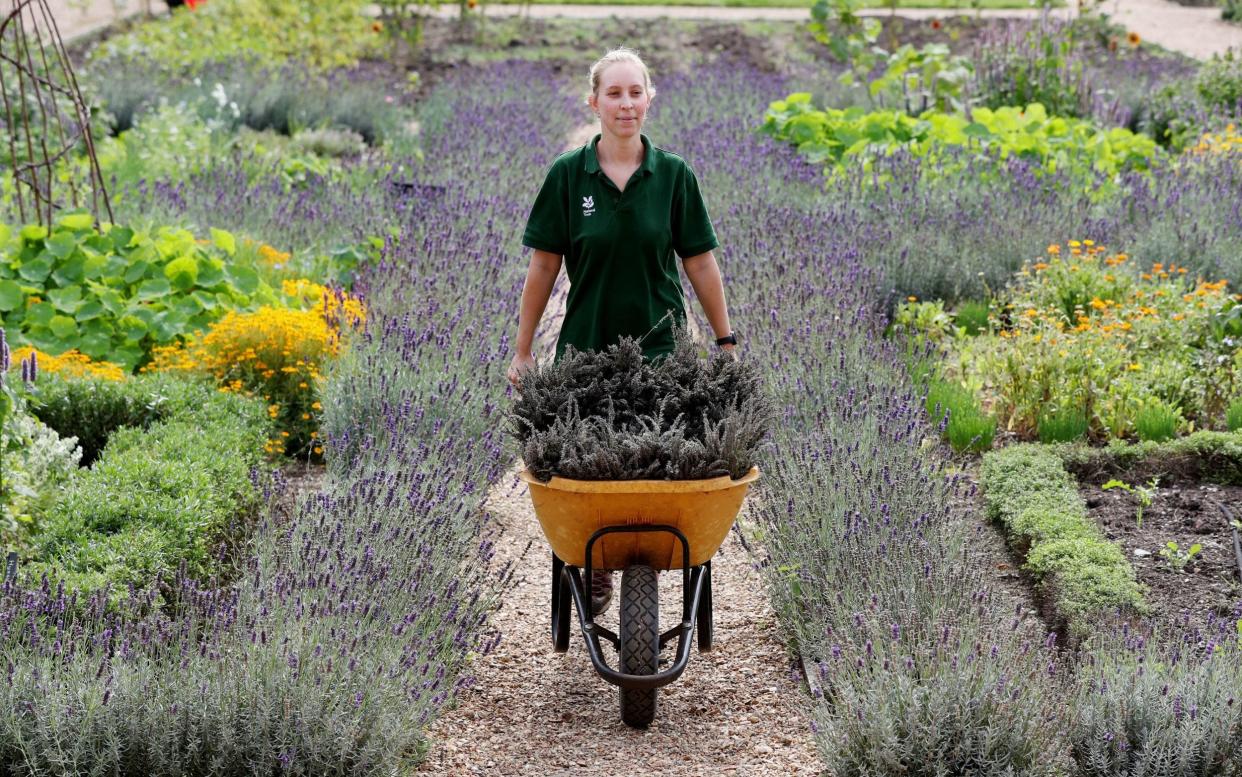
xmin=551 ymin=553 xmax=570 ymax=653
xmin=619 ymin=564 xmax=659 ymax=728
xmin=697 ymin=560 xmax=713 ymax=653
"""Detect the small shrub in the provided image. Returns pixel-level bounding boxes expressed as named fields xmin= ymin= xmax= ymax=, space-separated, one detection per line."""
xmin=27 ymin=375 xmax=271 ymax=593
xmin=1194 ymin=50 xmax=1242 ymax=113
xmin=954 ymin=299 xmax=990 ymax=336
xmin=146 ymin=280 xmax=364 ymax=460
xmin=981 ymin=444 xmax=1146 ymax=638
xmin=1134 ymin=399 xmax=1180 ymax=442
xmin=1039 ymin=405 xmax=1089 ymax=443
xmin=1228 ymin=397 xmax=1242 ymax=431
xmin=23 ymin=372 xmax=173 ymax=466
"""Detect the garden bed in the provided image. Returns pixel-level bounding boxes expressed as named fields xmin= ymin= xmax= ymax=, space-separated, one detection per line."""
xmin=1083 ymin=478 xmax=1242 ymax=628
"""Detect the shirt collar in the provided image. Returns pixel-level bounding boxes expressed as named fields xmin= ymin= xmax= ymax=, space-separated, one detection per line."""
xmin=584 ymin=133 xmax=656 ymax=177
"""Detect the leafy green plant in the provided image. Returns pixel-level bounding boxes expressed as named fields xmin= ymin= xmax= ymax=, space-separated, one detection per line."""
xmin=1194 ymin=50 xmax=1242 ymax=113
xmin=1134 ymin=399 xmax=1181 ymax=442
xmin=1102 ymin=476 xmax=1159 ymax=529
xmin=1228 ymin=397 xmax=1242 ymax=431
xmin=1157 ymin=540 xmax=1202 ymax=572
xmin=954 ymin=299 xmax=990 ymax=336
xmin=760 ymin=98 xmax=1161 ymax=190
xmin=926 ymin=377 xmax=995 ymax=453
xmin=93 ymin=0 xmax=383 ymax=73
xmin=889 ymin=298 xmax=962 ymax=343
xmin=1038 ymin=405 xmax=1089 ymax=443
xmin=0 ymin=213 xmax=278 ymax=370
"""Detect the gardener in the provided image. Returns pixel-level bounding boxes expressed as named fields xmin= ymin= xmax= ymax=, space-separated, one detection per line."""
xmin=506 ymin=47 xmax=737 ymax=615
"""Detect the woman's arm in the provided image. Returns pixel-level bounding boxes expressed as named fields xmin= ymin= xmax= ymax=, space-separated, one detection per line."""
xmin=508 ymin=249 xmax=563 ymax=385
xmin=682 ymin=250 xmax=734 ymax=352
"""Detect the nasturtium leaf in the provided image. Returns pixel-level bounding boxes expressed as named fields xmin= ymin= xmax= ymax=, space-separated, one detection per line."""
xmin=25 ymin=302 xmax=54 ymax=327
xmin=136 ymin=278 xmax=171 ymax=301
xmin=79 ymin=332 xmax=112 ymax=360
xmin=51 ymin=255 xmax=86 ymax=286
xmin=226 ymin=265 xmax=259 ymax=295
xmin=109 ymin=226 xmax=135 ymax=251
xmin=211 ymin=228 xmax=236 ymax=256
xmin=192 ymin=290 xmax=219 ymax=312
xmin=19 ymin=225 xmax=47 ymax=243
xmin=147 ymin=311 xmax=176 ymax=341
xmin=124 ymin=260 xmax=151 ymax=284
xmin=0 ymin=281 xmax=22 ymax=311
xmin=57 ymin=212 xmax=94 ymax=231
xmin=196 ymin=260 xmax=225 ymax=288
xmin=76 ymin=299 xmax=105 ymax=321
xmin=47 ymin=286 xmax=83 ymax=313
xmin=174 ymin=295 xmax=202 ymax=317
xmin=164 ymin=255 xmax=199 ymax=291
xmin=113 ymin=344 xmax=143 ymax=371
xmin=45 ymin=232 xmax=79 ymax=260
xmin=48 ymin=315 xmax=77 ymax=339
xmin=962 ymin=122 xmax=992 ymax=139
xmin=18 ymin=258 xmax=52 ymax=283
xmin=82 ymin=253 xmax=107 ymax=280
xmin=117 ymin=315 xmax=147 ymax=341
xmin=98 ymin=289 xmax=125 ymax=316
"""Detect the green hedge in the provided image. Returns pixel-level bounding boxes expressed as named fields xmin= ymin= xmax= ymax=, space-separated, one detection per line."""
xmin=980 ymin=444 xmax=1146 ymax=641
xmin=24 ymin=375 xmax=272 ymax=595
xmin=1053 ymin=430 xmax=1242 ymax=485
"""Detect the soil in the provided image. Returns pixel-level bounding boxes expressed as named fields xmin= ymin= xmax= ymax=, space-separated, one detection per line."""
xmin=1082 ymin=478 xmax=1242 ymax=630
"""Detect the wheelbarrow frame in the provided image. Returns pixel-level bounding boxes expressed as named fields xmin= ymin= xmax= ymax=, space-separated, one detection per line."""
xmin=551 ymin=524 xmax=714 ymax=692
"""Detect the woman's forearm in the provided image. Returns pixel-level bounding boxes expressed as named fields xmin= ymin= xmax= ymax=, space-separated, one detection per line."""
xmin=515 ymin=250 xmax=563 ymax=356
xmin=683 ymin=251 xmax=732 ymax=340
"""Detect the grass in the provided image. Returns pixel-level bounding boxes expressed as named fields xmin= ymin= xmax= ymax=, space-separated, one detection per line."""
xmin=489 ymin=0 xmax=1059 ymax=8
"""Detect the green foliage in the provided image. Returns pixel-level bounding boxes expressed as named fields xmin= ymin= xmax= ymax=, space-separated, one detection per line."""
xmin=95 ymin=0 xmax=383 ymax=73
xmin=760 ymin=97 xmax=1162 ymax=190
xmin=26 ymin=375 xmax=271 ymax=594
xmin=1038 ymin=405 xmax=1089 ymax=443
xmin=23 ymin=372 xmax=182 ymax=466
xmin=1225 ymin=0 xmax=1242 ymax=22
xmin=925 ymin=377 xmax=995 ymax=453
xmin=1133 ymin=398 xmax=1181 ymax=442
xmin=1101 ymin=476 xmax=1158 ymax=528
xmin=0 ymin=213 xmax=277 ymax=370
xmin=981 ymin=444 xmax=1146 ymax=640
xmin=889 ymin=298 xmax=962 ymax=342
xmin=970 ymin=20 xmax=1090 ymax=119
xmin=1157 ymin=540 xmax=1201 ymax=572
xmin=948 ymin=247 xmax=1240 ymax=441
xmin=954 ymin=299 xmax=990 ymax=336
xmin=1228 ymin=397 xmax=1242 ymax=431
xmin=1055 ymin=430 xmax=1242 ymax=486
xmin=1194 ymin=50 xmax=1242 ymax=113
xmin=0 ymin=394 xmax=81 ymax=550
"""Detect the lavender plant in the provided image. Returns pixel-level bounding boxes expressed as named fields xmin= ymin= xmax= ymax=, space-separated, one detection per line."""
xmin=507 ymin=332 xmax=774 ymax=481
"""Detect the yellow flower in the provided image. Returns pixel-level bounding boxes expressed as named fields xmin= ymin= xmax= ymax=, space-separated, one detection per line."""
xmin=1127 ymin=362 xmax=1141 ymax=371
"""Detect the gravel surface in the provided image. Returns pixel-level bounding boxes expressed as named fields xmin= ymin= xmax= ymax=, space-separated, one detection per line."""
xmin=415 ymin=466 xmax=822 ymax=776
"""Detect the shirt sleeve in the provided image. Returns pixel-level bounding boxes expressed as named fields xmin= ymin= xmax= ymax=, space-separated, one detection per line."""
xmin=672 ymin=163 xmax=719 ymax=259
xmin=522 ymin=160 xmax=570 ymax=255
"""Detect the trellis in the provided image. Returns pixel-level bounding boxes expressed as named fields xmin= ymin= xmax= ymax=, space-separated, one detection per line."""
xmin=0 ymin=0 xmax=111 ymax=228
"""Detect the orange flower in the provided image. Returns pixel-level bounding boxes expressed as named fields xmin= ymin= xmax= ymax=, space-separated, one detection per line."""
xmin=1127 ymin=31 xmax=1141 ymax=47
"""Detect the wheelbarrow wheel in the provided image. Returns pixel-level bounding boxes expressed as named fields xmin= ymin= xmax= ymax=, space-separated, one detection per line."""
xmin=619 ymin=564 xmax=659 ymax=728
xmin=551 ymin=554 xmax=570 ymax=653
xmin=697 ymin=561 xmax=713 ymax=653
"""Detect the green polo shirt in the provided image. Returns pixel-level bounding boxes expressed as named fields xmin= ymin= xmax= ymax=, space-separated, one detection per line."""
xmin=522 ymin=133 xmax=719 ymax=361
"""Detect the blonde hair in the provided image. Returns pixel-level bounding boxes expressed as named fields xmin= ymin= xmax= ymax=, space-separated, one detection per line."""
xmin=586 ymin=47 xmax=657 ymax=104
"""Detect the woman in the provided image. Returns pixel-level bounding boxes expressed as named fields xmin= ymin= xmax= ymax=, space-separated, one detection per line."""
xmin=507 ymin=48 xmax=738 ymax=614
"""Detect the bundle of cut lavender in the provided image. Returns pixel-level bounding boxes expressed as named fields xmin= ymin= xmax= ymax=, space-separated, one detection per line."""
xmin=507 ymin=330 xmax=774 ymax=482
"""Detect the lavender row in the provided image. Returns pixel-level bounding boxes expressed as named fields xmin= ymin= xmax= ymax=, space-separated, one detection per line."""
xmin=0 ymin=62 xmax=575 ymax=774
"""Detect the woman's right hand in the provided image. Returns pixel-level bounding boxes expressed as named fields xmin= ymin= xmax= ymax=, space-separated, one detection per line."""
xmin=507 ymin=352 xmax=537 ymax=387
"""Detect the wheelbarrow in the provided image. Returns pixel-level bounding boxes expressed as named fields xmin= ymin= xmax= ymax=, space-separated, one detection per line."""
xmin=519 ymin=466 xmax=760 ymax=728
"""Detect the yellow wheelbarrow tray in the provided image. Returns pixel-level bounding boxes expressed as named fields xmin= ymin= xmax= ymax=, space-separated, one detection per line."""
xmin=519 ymin=466 xmax=761 ymax=728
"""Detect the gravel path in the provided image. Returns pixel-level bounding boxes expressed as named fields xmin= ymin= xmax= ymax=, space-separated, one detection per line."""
xmin=415 ymin=466 xmax=821 ymax=776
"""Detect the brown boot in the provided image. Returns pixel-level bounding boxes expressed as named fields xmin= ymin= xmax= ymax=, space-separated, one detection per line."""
xmin=590 ymin=569 xmax=614 ymax=616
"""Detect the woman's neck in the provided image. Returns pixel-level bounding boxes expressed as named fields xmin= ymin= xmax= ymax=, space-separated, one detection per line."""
xmin=596 ymin=133 xmax=643 ymax=167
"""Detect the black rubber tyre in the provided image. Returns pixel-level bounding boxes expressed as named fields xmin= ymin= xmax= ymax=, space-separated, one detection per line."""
xmin=551 ymin=555 xmax=570 ymax=653
xmin=697 ymin=561 xmax=713 ymax=653
xmin=619 ymin=564 xmax=659 ymax=728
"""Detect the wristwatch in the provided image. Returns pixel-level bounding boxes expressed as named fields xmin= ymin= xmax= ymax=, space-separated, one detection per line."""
xmin=715 ymin=332 xmax=738 ymax=347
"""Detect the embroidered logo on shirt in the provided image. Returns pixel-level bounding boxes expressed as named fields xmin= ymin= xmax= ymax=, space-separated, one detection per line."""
xmin=582 ymin=195 xmax=595 ymax=217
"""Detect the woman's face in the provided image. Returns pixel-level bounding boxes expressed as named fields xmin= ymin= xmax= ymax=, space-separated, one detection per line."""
xmin=591 ymin=62 xmax=649 ymax=141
